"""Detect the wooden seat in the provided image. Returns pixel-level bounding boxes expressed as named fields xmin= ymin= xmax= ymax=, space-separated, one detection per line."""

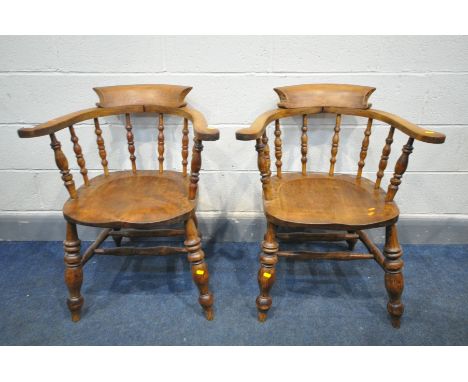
xmin=236 ymin=83 xmax=445 ymax=328
xmin=18 ymin=84 xmax=219 ymax=322
xmin=64 ymin=171 xmax=195 ymax=229
xmin=265 ymin=173 xmax=399 ymax=229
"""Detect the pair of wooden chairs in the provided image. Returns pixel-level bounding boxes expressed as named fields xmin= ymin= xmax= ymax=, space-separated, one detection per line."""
xmin=18 ymin=84 xmax=445 ymax=327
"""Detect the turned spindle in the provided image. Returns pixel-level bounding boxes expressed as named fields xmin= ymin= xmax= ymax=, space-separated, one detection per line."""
xmin=158 ymin=113 xmax=165 ymax=173
xmin=274 ymin=119 xmax=282 ymax=178
xmin=49 ymin=133 xmax=77 ymax=199
xmin=189 ymin=138 xmax=203 ymax=200
xmin=125 ymin=113 xmax=137 ymax=174
xmin=301 ymin=114 xmax=308 ymax=175
xmin=93 ymin=118 xmax=109 ymax=176
xmin=357 ymin=118 xmax=373 ymax=179
xmin=68 ymin=125 xmax=90 ymax=186
xmin=329 ymin=114 xmax=342 ymax=176
xmin=256 ymin=137 xmax=272 ymax=200
xmin=375 ymin=126 xmax=395 ymax=189
xmin=262 ymin=131 xmax=271 ymax=177
xmin=385 ymin=137 xmax=414 ymax=202
xmin=182 ymin=118 xmax=189 ymax=176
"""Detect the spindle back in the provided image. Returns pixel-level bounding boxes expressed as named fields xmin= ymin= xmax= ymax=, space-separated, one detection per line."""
xmin=236 ymin=84 xmax=445 ymax=202
xmin=18 ymin=84 xmax=219 ymax=201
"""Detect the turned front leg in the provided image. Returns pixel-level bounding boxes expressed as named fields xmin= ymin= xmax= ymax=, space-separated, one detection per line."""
xmin=256 ymin=222 xmax=279 ymax=322
xmin=383 ymin=224 xmax=404 ymax=328
xmin=63 ymin=222 xmax=84 ymax=322
xmin=184 ymin=214 xmax=214 ymax=320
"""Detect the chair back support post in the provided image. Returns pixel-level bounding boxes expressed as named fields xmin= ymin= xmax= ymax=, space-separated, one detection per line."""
xmin=158 ymin=113 xmax=165 ymax=173
xmin=182 ymin=118 xmax=189 ymax=176
xmin=301 ymin=114 xmax=308 ymax=175
xmin=262 ymin=131 xmax=271 ymax=176
xmin=93 ymin=118 xmax=109 ymax=176
xmin=274 ymin=119 xmax=283 ymax=178
xmin=356 ymin=118 xmax=373 ymax=179
xmin=68 ymin=125 xmax=90 ymax=186
xmin=329 ymin=113 xmax=342 ymax=176
xmin=125 ymin=113 xmax=137 ymax=174
xmin=189 ymin=138 xmax=203 ymax=200
xmin=375 ymin=125 xmax=395 ymax=189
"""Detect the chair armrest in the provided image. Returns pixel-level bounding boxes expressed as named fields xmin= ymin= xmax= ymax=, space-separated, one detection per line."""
xmin=324 ymin=107 xmax=446 ymax=144
xmin=17 ymin=106 xmax=144 ymax=138
xmin=181 ymin=107 xmax=219 ymax=141
xmin=236 ymin=107 xmax=323 ymax=141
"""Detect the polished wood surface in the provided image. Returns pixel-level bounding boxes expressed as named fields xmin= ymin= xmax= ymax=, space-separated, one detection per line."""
xmin=17 ymin=104 xmax=219 ymax=141
xmin=264 ymin=173 xmax=399 ymax=229
xmin=63 ymin=171 xmax=195 ymax=229
xmin=236 ymin=105 xmax=445 ymax=143
xmin=274 ymin=83 xmax=375 ymax=109
xmin=18 ymin=84 xmax=218 ymax=322
xmin=236 ymin=83 xmax=446 ymax=327
xmin=94 ymin=84 xmax=192 ymax=108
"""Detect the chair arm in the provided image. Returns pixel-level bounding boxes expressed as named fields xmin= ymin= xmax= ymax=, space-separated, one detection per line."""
xmin=181 ymin=107 xmax=219 ymax=141
xmin=17 ymin=106 xmax=145 ymax=138
xmin=236 ymin=107 xmax=323 ymax=141
xmin=141 ymin=105 xmax=219 ymax=141
xmin=323 ymin=107 xmax=446 ymax=144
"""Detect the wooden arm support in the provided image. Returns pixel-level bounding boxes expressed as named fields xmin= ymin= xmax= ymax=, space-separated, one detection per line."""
xmin=17 ymin=106 xmax=144 ymax=138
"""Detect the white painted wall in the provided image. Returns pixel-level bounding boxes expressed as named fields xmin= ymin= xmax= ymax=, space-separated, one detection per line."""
xmin=0 ymin=36 xmax=467 ymax=224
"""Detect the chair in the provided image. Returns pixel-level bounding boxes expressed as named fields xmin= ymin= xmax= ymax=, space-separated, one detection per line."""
xmin=18 ymin=84 xmax=219 ymax=321
xmin=235 ymin=84 xmax=445 ymax=327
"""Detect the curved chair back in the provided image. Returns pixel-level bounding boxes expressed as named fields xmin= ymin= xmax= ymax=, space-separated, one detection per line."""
xmin=236 ymin=84 xmax=445 ymax=201
xmin=18 ymin=84 xmax=219 ymax=201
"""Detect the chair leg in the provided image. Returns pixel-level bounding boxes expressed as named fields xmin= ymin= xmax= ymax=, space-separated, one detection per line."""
xmin=112 ymin=228 xmax=123 ymax=247
xmin=184 ymin=214 xmax=214 ymax=321
xmin=63 ymin=222 xmax=84 ymax=322
xmin=256 ymin=222 xmax=279 ymax=322
xmin=383 ymin=223 xmax=404 ymax=328
xmin=346 ymin=230 xmax=358 ymax=250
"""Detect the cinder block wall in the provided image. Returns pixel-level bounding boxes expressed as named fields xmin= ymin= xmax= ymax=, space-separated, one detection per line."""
xmin=0 ymin=36 xmax=467 ymax=240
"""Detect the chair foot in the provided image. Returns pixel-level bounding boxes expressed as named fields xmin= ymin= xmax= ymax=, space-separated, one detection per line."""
xmin=383 ymin=224 xmax=404 ymax=328
xmin=256 ymin=222 xmax=278 ymax=322
xmin=257 ymin=311 xmax=267 ymax=322
xmin=390 ymin=315 xmax=401 ymax=329
xmin=204 ymin=307 xmax=214 ymax=321
xmin=185 ymin=214 xmax=214 ymax=320
xmin=64 ymin=222 xmax=84 ymax=323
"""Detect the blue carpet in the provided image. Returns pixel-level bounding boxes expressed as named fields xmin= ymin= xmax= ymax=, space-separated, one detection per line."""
xmin=0 ymin=240 xmax=466 ymax=345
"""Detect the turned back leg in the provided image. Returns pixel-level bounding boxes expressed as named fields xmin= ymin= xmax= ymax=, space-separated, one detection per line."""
xmin=184 ymin=213 xmax=214 ymax=320
xmin=256 ymin=222 xmax=279 ymax=322
xmin=383 ymin=223 xmax=404 ymax=328
xmin=63 ymin=222 xmax=84 ymax=322
xmin=346 ymin=230 xmax=358 ymax=250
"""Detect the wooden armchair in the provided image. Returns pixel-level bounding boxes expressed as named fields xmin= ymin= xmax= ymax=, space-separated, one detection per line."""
xmin=236 ymin=84 xmax=445 ymax=327
xmin=18 ymin=84 xmax=219 ymax=321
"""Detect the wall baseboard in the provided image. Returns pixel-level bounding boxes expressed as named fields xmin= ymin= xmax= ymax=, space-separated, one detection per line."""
xmin=0 ymin=212 xmax=467 ymax=244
